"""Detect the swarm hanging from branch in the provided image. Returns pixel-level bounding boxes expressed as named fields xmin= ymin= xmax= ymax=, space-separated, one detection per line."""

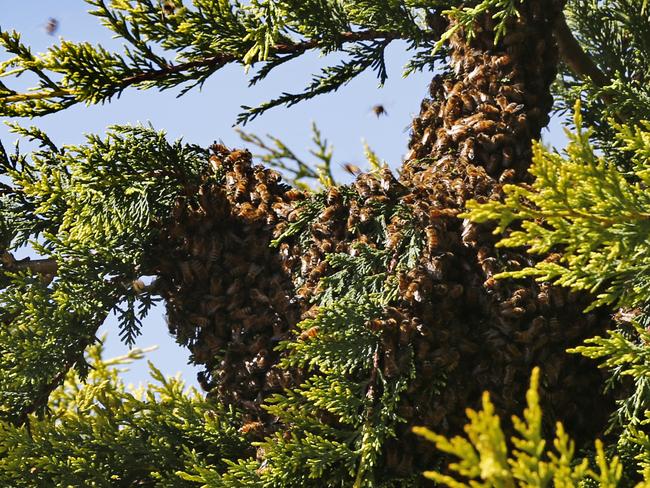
xmin=0 ymin=0 xmax=636 ymax=485
xmin=144 ymin=1 xmax=619 ymax=484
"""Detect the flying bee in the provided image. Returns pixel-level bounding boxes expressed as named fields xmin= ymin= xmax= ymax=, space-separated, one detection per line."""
xmin=371 ymin=104 xmax=388 ymax=117
xmin=342 ymin=163 xmax=361 ymax=176
xmin=45 ymin=18 xmax=59 ymax=36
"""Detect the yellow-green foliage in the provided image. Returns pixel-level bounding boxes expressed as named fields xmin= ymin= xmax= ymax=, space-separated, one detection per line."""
xmin=414 ymin=367 xmax=627 ymax=487
xmin=464 ymin=102 xmax=650 ymax=311
xmin=0 ymin=340 xmax=247 ymax=487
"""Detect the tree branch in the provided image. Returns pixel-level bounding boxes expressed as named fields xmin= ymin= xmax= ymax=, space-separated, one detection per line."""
xmin=123 ymin=29 xmax=404 ymax=85
xmin=5 ymin=30 xmax=408 ymax=106
xmin=554 ymin=13 xmax=609 ymax=88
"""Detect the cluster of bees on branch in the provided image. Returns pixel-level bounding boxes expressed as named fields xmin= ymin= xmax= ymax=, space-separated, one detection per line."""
xmin=152 ymin=147 xmax=304 ymax=422
xmin=151 ymin=0 xmax=615 ymax=478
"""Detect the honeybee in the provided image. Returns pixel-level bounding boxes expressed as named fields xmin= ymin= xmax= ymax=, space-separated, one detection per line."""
xmin=460 ymin=92 xmax=476 ymax=112
xmin=420 ymin=128 xmax=433 ymax=146
xmin=319 ymin=205 xmax=339 ymax=222
xmin=284 ymin=188 xmax=304 ymax=201
xmin=45 ymin=18 xmax=59 ymax=36
xmin=472 ymin=119 xmax=497 ymax=133
xmin=161 ymin=0 xmax=177 ymax=16
xmin=478 ymin=103 xmax=500 ymax=118
xmin=371 ymin=104 xmax=388 ymax=117
xmin=424 ymin=226 xmax=439 ymax=250
xmin=325 ymin=186 xmax=340 ymax=205
xmin=298 ymin=326 xmax=319 ymax=341
xmin=342 ymin=163 xmax=361 ymax=176
xmin=448 ymin=124 xmax=469 ymax=142
xmin=382 ymin=348 xmax=399 ymax=378
xmin=493 ymin=54 xmax=512 ymax=69
xmin=240 ymin=420 xmax=264 ymax=436
xmin=445 ymin=96 xmax=463 ymax=119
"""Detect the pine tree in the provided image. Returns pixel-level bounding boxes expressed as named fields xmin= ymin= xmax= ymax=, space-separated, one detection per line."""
xmin=1 ymin=0 xmax=649 ymax=485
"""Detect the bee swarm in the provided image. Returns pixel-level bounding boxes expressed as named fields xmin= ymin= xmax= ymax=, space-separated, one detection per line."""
xmin=151 ymin=0 xmax=616 ymax=478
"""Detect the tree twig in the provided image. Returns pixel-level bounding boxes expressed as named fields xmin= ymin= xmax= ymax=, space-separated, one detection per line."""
xmin=554 ymin=13 xmax=610 ymax=88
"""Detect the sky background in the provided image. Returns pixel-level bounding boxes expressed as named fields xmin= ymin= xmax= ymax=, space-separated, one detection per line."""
xmin=1 ymin=1 xmax=568 ymax=389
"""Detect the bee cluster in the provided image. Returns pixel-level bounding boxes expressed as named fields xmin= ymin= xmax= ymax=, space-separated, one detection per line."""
xmin=152 ymin=147 xmax=303 ymax=420
xmin=150 ymin=0 xmax=616 ymax=478
xmin=403 ymin=1 xmax=561 ymax=184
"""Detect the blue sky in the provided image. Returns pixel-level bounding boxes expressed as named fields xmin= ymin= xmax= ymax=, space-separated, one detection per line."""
xmin=1 ymin=1 xmax=568 ymax=388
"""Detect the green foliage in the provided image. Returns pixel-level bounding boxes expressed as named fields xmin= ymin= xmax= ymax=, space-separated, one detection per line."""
xmin=0 ymin=340 xmax=249 ymax=487
xmin=214 ymin=184 xmax=426 ymax=487
xmin=434 ymin=0 xmax=522 ymax=53
xmin=0 ymin=125 xmax=207 ymax=423
xmin=464 ymin=103 xmax=650 ymax=311
xmin=0 ymin=0 xmax=446 ymax=121
xmin=465 ymin=103 xmax=650 ymax=485
xmin=414 ymin=367 xmax=626 ymax=487
xmin=556 ymin=0 xmax=650 ymax=160
xmin=237 ymin=122 xmax=336 ymax=190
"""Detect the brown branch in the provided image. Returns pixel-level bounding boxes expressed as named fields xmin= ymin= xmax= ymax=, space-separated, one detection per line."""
xmin=10 ymin=257 xmax=58 ymax=275
xmin=554 ymin=13 xmax=610 ymax=88
xmin=123 ymin=30 xmax=404 ymax=88
xmin=554 ymin=12 xmax=627 ymax=122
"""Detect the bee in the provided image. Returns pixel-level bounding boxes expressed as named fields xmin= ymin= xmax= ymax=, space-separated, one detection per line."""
xmin=424 ymin=225 xmax=439 ymax=251
xmin=132 ymin=278 xmax=146 ymax=293
xmin=467 ymin=65 xmax=487 ymax=84
xmin=325 ymin=185 xmax=340 ymax=205
xmin=499 ymin=84 xmax=524 ymax=103
xmin=420 ymin=127 xmax=433 ymax=146
xmin=371 ymin=104 xmax=388 ymax=117
xmin=284 ymin=188 xmax=304 ymax=201
xmin=460 ymin=92 xmax=476 ymax=112
xmin=460 ymin=219 xmax=479 ymax=247
xmin=255 ymin=182 xmax=270 ymax=203
xmin=405 ymin=282 xmax=423 ymax=303
xmin=237 ymin=202 xmax=261 ymax=221
xmin=319 ymin=205 xmax=339 ymax=222
xmin=403 ymin=148 xmax=417 ymax=161
xmin=162 ymin=0 xmax=177 ymax=16
xmin=478 ymin=102 xmax=500 ymax=118
xmin=493 ymin=54 xmax=512 ymax=69
xmin=240 ymin=420 xmax=265 ymax=436
xmin=459 ymin=138 xmax=476 ymax=162
xmin=297 ymin=326 xmax=319 ymax=341
xmin=472 ymin=119 xmax=497 ymax=133
xmin=444 ymin=96 xmax=463 ymax=119
xmin=448 ymin=124 xmax=469 ymax=142
xmin=45 ymin=18 xmax=59 ymax=36
xmin=382 ymin=348 xmax=400 ymax=378
xmin=342 ymin=163 xmax=361 ymax=176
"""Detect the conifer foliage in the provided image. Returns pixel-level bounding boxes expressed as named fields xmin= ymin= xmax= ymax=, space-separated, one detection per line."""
xmin=1 ymin=0 xmax=650 ymax=486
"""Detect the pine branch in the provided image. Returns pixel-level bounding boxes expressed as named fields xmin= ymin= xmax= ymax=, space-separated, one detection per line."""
xmin=554 ymin=12 xmax=609 ymax=88
xmin=0 ymin=28 xmax=408 ymax=119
